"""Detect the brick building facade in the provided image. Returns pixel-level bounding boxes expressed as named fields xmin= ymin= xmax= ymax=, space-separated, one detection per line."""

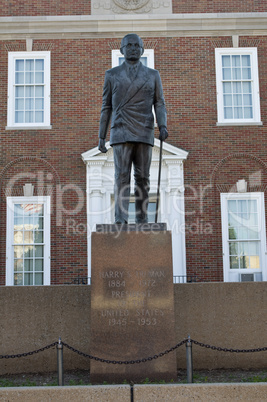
xmin=0 ymin=1 xmax=266 ymax=285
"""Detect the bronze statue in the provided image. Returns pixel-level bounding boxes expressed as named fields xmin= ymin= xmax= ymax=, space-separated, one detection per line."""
xmin=98 ymin=33 xmax=168 ymax=224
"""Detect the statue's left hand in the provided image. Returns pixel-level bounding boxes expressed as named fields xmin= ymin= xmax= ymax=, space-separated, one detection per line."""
xmin=98 ymin=138 xmax=108 ymax=153
xmin=159 ymin=126 xmax=168 ymax=142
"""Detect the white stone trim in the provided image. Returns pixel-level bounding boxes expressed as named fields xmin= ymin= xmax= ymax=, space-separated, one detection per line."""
xmin=0 ymin=13 xmax=267 ymax=39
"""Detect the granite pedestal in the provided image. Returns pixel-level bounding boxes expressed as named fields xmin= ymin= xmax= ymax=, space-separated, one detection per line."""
xmin=90 ymin=224 xmax=177 ymax=384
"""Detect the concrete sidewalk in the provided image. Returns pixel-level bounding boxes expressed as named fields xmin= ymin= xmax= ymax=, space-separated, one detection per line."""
xmin=1 ymin=383 xmax=267 ymax=401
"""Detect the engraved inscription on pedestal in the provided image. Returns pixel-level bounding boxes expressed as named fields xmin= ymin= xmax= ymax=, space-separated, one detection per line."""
xmin=90 ymin=228 xmax=176 ymax=384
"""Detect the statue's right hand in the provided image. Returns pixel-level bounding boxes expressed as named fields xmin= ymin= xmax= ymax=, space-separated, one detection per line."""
xmin=98 ymin=138 xmax=108 ymax=153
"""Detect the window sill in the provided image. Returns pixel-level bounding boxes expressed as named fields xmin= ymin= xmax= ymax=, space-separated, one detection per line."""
xmin=5 ymin=125 xmax=52 ymax=130
xmin=216 ymin=121 xmax=263 ymax=127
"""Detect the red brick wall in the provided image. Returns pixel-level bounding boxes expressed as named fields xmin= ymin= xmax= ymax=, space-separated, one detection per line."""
xmin=0 ymin=0 xmax=266 ymax=17
xmin=0 ymin=0 xmax=91 ymax=16
xmin=172 ymin=0 xmax=266 ymax=14
xmin=0 ymin=35 xmax=266 ymax=284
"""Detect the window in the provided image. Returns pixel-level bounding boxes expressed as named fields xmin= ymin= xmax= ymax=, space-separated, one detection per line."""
xmin=215 ymin=48 xmax=261 ymax=125
xmin=7 ymin=52 xmax=51 ymax=129
xmin=6 ymin=196 xmax=51 ymax=286
xmin=221 ymin=193 xmax=266 ymax=282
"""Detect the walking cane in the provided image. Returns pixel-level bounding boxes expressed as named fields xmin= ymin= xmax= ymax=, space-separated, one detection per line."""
xmin=155 ymin=139 xmax=163 ymax=223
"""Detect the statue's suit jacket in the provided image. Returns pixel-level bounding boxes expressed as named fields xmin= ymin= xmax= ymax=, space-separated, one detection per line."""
xmin=99 ymin=61 xmax=167 ymax=146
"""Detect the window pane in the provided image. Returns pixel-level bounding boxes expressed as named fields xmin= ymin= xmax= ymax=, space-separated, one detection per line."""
xmin=34 ymin=217 xmax=43 ymax=229
xmin=224 ymin=107 xmax=233 ymax=119
xmin=35 ymin=98 xmax=44 ymax=110
xmin=250 ymin=256 xmax=260 ymax=269
xmin=233 ymin=94 xmax=242 ymax=106
xmin=232 ymin=68 xmax=241 ymax=80
xmin=239 ymin=242 xmax=249 ymax=256
xmin=34 ymin=231 xmax=43 ymax=243
xmin=242 ymin=55 xmax=251 ymax=67
xmin=35 ymin=111 xmax=44 ymax=123
xmin=25 ymin=111 xmax=34 ymax=123
xmin=35 ymin=259 xmax=43 ymax=271
xmin=35 ymin=59 xmax=44 ymax=71
xmin=223 ymin=82 xmax=232 ymax=93
xmin=25 ymin=72 xmax=34 ymax=84
xmin=244 ymin=108 xmax=253 ymax=118
xmin=24 ymin=259 xmax=33 ymax=271
xmin=14 ymin=246 xmax=23 ymax=258
xmin=15 ymin=72 xmax=24 ymax=84
xmin=229 ymin=227 xmax=237 ymax=239
xmin=242 ymin=81 xmax=252 ymax=93
xmin=232 ymin=55 xmax=241 ymax=67
xmin=35 ymin=245 xmax=44 ymax=257
xmin=229 ymin=242 xmax=238 ymax=255
xmin=240 ymin=256 xmax=249 ymax=268
xmin=224 ymin=95 xmax=232 ymax=106
xmin=140 ymin=57 xmax=147 ymax=66
xmin=25 ymin=59 xmax=34 ymax=71
xmin=14 ymin=259 xmax=23 ymax=271
xmin=15 ymin=99 xmax=24 ymax=111
xmin=15 ymin=60 xmax=24 ymax=71
xmin=222 ymin=55 xmax=231 ymax=67
xmin=25 ymin=86 xmax=34 ymax=97
xmin=233 ymin=82 xmax=242 ymax=93
xmin=15 ymin=86 xmax=24 ymax=97
xmin=24 ymin=273 xmax=33 ymax=285
xmin=222 ymin=68 xmax=231 ymax=80
xmin=14 ymin=273 xmax=23 ymax=286
xmin=228 ymin=200 xmax=237 ymax=212
xmin=243 ymin=94 xmax=252 ymax=106
xmin=35 ymin=72 xmax=44 ymax=84
xmin=242 ymin=68 xmax=251 ymax=80
xmin=35 ymin=86 xmax=44 ymax=97
xmin=35 ymin=273 xmax=43 ymax=285
xmin=230 ymin=256 xmax=239 ymax=268
xmin=25 ymin=98 xmax=34 ymax=110
xmin=24 ymin=246 xmax=34 ymax=258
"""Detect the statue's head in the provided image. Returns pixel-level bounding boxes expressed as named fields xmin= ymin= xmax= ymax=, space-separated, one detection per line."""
xmin=120 ymin=33 xmax=144 ymax=62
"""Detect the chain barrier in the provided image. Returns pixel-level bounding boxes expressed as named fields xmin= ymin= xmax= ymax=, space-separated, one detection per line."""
xmin=190 ymin=339 xmax=267 ymax=353
xmin=0 ymin=342 xmax=58 ymax=359
xmin=61 ymin=339 xmax=188 ymax=364
xmin=1 ymin=338 xmax=266 ymax=361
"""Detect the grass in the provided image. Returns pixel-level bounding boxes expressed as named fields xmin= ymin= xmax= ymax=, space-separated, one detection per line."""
xmin=0 ymin=369 xmax=266 ymax=387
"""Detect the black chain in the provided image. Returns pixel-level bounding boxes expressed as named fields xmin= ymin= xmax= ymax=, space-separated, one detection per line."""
xmin=190 ymin=339 xmax=267 ymax=353
xmin=61 ymin=339 xmax=187 ymax=364
xmin=1 ymin=338 xmax=266 ymax=361
xmin=0 ymin=342 xmax=58 ymax=359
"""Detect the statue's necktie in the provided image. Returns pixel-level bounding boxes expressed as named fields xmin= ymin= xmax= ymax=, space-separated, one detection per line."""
xmin=129 ymin=65 xmax=137 ymax=81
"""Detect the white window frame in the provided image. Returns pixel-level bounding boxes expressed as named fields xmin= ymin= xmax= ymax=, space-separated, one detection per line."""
xmin=221 ymin=192 xmax=267 ymax=282
xmin=6 ymin=196 xmax=51 ymax=286
xmin=112 ymin=49 xmax=154 ymax=68
xmin=215 ymin=48 xmax=262 ymax=126
xmin=7 ymin=51 xmax=51 ymax=130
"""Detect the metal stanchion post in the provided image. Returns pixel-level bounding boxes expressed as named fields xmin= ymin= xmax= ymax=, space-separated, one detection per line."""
xmin=57 ymin=337 xmax=64 ymax=386
xmin=186 ymin=335 xmax=193 ymax=383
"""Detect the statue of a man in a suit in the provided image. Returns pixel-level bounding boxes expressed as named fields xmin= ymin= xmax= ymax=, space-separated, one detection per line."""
xmin=98 ymin=33 xmax=168 ymax=224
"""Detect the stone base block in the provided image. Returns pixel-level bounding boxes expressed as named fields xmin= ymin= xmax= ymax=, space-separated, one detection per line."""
xmin=90 ymin=225 xmax=176 ymax=384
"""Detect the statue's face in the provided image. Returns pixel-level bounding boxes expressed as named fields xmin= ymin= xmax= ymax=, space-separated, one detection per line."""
xmin=121 ymin=35 xmax=143 ymax=62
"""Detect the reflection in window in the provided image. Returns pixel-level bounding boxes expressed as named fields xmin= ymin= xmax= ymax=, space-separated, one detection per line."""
xmin=13 ymin=203 xmax=44 ymax=285
xmin=228 ymin=199 xmax=260 ymax=270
